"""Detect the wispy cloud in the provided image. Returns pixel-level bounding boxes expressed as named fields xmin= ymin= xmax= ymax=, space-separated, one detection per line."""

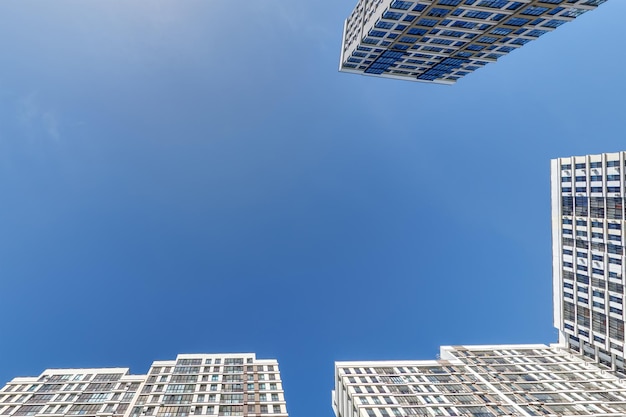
xmin=276 ymin=3 xmax=334 ymax=41
xmin=42 ymin=111 xmax=60 ymax=140
xmin=16 ymin=92 xmax=61 ymax=141
xmin=248 ymin=2 xmax=334 ymax=48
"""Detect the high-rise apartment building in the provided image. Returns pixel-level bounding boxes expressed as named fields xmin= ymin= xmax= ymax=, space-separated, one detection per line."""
xmin=339 ymin=0 xmax=608 ymax=84
xmin=552 ymin=151 xmax=626 ymax=374
xmin=332 ymin=151 xmax=626 ymax=417
xmin=0 ymin=354 xmax=288 ymax=417
xmin=333 ymin=344 xmax=626 ymax=417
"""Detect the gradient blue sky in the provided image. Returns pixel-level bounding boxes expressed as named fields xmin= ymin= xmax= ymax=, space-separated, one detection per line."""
xmin=0 ymin=1 xmax=625 ymax=417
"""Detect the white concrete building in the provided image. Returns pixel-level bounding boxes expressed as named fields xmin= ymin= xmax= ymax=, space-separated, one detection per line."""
xmin=0 ymin=354 xmax=288 ymax=417
xmin=332 ymin=151 xmax=626 ymax=417
xmin=333 ymin=344 xmax=626 ymax=417
xmin=552 ymin=152 xmax=626 ymax=374
xmin=339 ymin=0 xmax=608 ymax=84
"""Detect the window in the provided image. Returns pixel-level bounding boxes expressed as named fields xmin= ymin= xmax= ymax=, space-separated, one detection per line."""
xmin=609 ymin=257 xmax=622 ymax=265
xmin=221 ymin=394 xmax=243 ymax=404
xmin=383 ymin=11 xmax=404 ymax=20
xmin=77 ymin=392 xmax=109 ymax=402
xmin=164 ymin=395 xmax=193 ymax=405
xmin=390 ymin=1 xmax=414 ymax=10
xmin=14 ymin=405 xmax=44 ymax=416
xmin=177 ymin=359 xmax=202 ymax=366
xmin=575 ymin=196 xmax=588 ymax=216
xmin=166 ymin=385 xmax=195 ymax=394
xmin=173 ymin=367 xmax=200 ymax=375
xmin=68 ymin=404 xmax=103 ymax=415
xmin=223 ymin=384 xmax=243 ymax=392
xmin=218 ymin=406 xmax=244 ymax=416
xmin=93 ymin=374 xmax=122 ymax=382
xmin=157 ymin=406 xmax=191 ymax=417
xmin=562 ymin=196 xmax=574 ymax=216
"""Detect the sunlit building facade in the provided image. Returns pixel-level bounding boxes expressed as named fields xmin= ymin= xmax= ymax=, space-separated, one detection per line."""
xmin=0 ymin=354 xmax=288 ymax=417
xmin=339 ymin=0 xmax=608 ymax=84
xmin=552 ymin=151 xmax=626 ymax=374
xmin=333 ymin=344 xmax=626 ymax=417
xmin=332 ymin=151 xmax=626 ymax=417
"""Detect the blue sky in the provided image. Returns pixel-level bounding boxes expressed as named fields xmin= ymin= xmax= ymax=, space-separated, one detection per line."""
xmin=0 ymin=1 xmax=625 ymax=417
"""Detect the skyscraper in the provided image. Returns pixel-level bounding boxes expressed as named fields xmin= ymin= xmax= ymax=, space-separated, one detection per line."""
xmin=339 ymin=0 xmax=608 ymax=84
xmin=332 ymin=151 xmax=626 ymax=417
xmin=552 ymin=151 xmax=626 ymax=374
xmin=0 ymin=354 xmax=288 ymax=417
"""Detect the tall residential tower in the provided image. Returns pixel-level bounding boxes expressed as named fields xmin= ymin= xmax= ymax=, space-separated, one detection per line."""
xmin=333 ymin=344 xmax=626 ymax=417
xmin=339 ymin=0 xmax=608 ymax=84
xmin=552 ymin=152 xmax=626 ymax=374
xmin=332 ymin=151 xmax=626 ymax=417
xmin=0 ymin=354 xmax=288 ymax=417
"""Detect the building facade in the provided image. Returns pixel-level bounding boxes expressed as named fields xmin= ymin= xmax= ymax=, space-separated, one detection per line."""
xmin=551 ymin=152 xmax=626 ymax=375
xmin=333 ymin=344 xmax=626 ymax=417
xmin=332 ymin=151 xmax=626 ymax=417
xmin=339 ymin=0 xmax=608 ymax=84
xmin=0 ymin=354 xmax=288 ymax=417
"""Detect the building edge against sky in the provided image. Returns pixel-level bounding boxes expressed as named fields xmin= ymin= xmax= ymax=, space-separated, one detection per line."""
xmin=339 ymin=0 xmax=608 ymax=84
xmin=332 ymin=151 xmax=626 ymax=417
xmin=332 ymin=344 xmax=626 ymax=417
xmin=0 ymin=353 xmax=288 ymax=417
xmin=551 ymin=151 xmax=626 ymax=374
